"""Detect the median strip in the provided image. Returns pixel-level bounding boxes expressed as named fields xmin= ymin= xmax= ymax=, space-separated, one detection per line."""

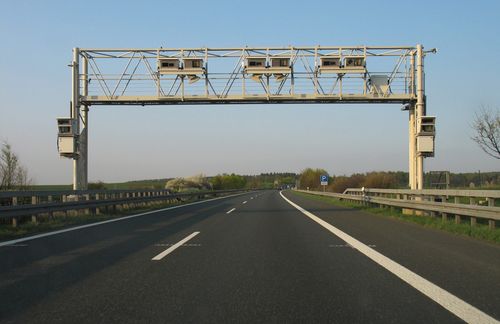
xmin=152 ymin=232 xmax=200 ymax=261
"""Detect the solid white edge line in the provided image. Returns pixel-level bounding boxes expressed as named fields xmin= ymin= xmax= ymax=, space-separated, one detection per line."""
xmin=0 ymin=191 xmax=253 ymax=247
xmin=279 ymin=191 xmax=499 ymax=324
xmin=152 ymin=231 xmax=200 ymax=261
xmin=226 ymin=208 xmax=236 ymax=214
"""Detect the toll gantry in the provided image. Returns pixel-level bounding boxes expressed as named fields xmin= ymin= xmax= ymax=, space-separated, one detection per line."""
xmin=57 ymin=45 xmax=436 ymax=190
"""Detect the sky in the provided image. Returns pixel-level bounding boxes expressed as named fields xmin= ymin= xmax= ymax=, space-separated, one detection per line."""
xmin=0 ymin=0 xmax=499 ymax=185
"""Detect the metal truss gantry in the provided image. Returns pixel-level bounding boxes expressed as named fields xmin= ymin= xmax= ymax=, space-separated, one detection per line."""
xmin=62 ymin=45 xmax=435 ymax=190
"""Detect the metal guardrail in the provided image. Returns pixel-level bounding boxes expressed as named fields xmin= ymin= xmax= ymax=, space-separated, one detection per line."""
xmin=0 ymin=188 xmax=171 ymax=199
xmin=342 ymin=188 xmax=500 ymax=199
xmin=0 ymin=189 xmax=250 ymax=227
xmin=296 ymin=188 xmax=500 ymax=229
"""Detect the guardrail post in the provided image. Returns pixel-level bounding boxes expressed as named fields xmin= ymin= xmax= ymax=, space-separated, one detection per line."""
xmin=470 ymin=198 xmax=477 ymax=226
xmin=95 ymin=193 xmax=101 ymax=215
xmin=470 ymin=217 xmax=477 ymax=226
xmin=427 ymin=196 xmax=435 ymax=217
xmin=31 ymin=196 xmax=38 ymax=224
xmin=47 ymin=195 xmax=54 ymax=219
xmin=84 ymin=194 xmax=90 ymax=215
xmin=104 ymin=193 xmax=110 ymax=213
xmin=112 ymin=193 xmax=117 ymax=212
xmin=12 ymin=197 xmax=18 ymax=227
xmin=126 ymin=193 xmax=131 ymax=210
xmin=453 ymin=196 xmax=460 ymax=223
xmin=488 ymin=198 xmax=496 ymax=229
xmin=402 ymin=194 xmax=415 ymax=215
xmin=117 ymin=193 xmax=123 ymax=211
xmin=73 ymin=195 xmax=79 ymax=217
xmin=62 ymin=195 xmax=68 ymax=217
xmin=122 ymin=193 xmax=127 ymax=210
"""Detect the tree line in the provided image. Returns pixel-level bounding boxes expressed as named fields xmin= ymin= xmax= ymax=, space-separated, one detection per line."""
xmin=298 ymin=168 xmax=500 ymax=192
xmin=298 ymin=168 xmax=406 ymax=193
xmin=0 ymin=142 xmax=32 ymax=190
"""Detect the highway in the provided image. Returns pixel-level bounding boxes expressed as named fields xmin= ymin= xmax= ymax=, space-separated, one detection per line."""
xmin=0 ymin=190 xmax=499 ymax=323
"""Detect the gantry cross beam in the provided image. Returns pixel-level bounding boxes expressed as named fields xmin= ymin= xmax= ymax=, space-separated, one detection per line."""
xmin=58 ymin=45 xmax=435 ymax=190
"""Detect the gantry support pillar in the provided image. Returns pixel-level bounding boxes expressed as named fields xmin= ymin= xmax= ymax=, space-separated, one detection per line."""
xmin=409 ymin=44 xmax=426 ymax=190
xmin=71 ymin=48 xmax=89 ymax=190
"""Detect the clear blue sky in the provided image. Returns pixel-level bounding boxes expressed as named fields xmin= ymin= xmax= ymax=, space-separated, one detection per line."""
xmin=1 ymin=0 xmax=499 ymax=184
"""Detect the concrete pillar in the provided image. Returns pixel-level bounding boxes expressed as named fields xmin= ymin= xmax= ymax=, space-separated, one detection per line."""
xmin=415 ymin=44 xmax=425 ymax=190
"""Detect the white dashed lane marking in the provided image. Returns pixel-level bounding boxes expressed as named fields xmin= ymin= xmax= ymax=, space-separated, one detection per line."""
xmin=152 ymin=232 xmax=200 ymax=261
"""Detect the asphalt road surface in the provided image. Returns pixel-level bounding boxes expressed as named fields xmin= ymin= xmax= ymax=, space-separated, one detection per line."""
xmin=1 ymin=190 xmax=499 ymax=323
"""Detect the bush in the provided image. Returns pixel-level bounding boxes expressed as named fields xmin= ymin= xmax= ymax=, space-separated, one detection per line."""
xmin=88 ymin=181 xmax=106 ymax=190
xmin=210 ymin=174 xmax=246 ymax=190
xmin=165 ymin=174 xmax=211 ymax=192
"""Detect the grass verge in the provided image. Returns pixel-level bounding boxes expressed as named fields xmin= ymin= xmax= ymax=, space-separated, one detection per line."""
xmin=291 ymin=191 xmax=500 ymax=245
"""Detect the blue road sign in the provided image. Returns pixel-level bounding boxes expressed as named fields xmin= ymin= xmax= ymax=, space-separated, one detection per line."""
xmin=320 ymin=175 xmax=328 ymax=186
